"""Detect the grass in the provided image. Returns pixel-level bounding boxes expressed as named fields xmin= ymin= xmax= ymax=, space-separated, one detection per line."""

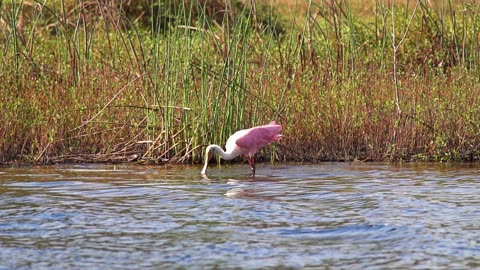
xmin=0 ymin=0 xmax=479 ymax=165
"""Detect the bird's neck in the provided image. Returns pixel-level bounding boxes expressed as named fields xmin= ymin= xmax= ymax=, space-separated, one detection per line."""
xmin=207 ymin=145 xmax=237 ymax=160
xmin=201 ymin=144 xmax=238 ymax=175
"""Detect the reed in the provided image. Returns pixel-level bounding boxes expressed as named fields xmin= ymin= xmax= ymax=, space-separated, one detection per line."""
xmin=0 ymin=0 xmax=479 ymax=165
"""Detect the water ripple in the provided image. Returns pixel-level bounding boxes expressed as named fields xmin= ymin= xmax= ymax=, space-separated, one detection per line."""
xmin=0 ymin=163 xmax=479 ymax=269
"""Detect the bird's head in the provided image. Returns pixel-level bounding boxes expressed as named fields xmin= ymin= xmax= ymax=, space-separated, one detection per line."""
xmin=205 ymin=145 xmax=215 ymax=161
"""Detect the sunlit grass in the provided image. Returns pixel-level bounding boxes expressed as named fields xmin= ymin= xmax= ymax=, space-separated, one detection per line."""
xmin=0 ymin=0 xmax=479 ymax=164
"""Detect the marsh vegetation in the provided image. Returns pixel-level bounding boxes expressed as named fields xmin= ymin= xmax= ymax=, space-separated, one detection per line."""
xmin=1 ymin=0 xmax=479 ymax=164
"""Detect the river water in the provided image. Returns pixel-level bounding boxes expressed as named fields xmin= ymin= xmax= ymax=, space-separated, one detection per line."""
xmin=0 ymin=163 xmax=479 ymax=269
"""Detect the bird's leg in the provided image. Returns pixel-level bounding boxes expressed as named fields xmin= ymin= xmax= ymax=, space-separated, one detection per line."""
xmin=247 ymin=157 xmax=255 ymax=176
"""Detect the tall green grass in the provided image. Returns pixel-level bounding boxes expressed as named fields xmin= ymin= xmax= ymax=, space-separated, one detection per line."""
xmin=0 ymin=0 xmax=479 ymax=164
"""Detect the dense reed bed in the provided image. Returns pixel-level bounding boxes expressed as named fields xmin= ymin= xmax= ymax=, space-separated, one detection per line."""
xmin=1 ymin=0 xmax=479 ymax=165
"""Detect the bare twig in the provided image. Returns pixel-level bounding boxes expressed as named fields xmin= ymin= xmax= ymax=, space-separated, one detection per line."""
xmin=70 ymin=73 xmax=144 ymax=132
xmin=390 ymin=0 xmax=420 ymax=139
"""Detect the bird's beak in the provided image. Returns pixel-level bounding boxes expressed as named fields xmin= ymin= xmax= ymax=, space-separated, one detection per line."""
xmin=205 ymin=152 xmax=213 ymax=164
xmin=201 ymin=150 xmax=213 ymax=175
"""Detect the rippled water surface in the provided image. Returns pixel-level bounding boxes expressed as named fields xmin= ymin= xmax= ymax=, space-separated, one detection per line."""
xmin=1 ymin=163 xmax=480 ymax=269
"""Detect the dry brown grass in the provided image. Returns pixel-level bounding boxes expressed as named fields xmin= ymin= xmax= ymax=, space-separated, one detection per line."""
xmin=1 ymin=0 xmax=479 ymax=164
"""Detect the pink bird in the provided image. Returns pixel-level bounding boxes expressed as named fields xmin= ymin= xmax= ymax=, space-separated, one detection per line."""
xmin=201 ymin=121 xmax=283 ymax=176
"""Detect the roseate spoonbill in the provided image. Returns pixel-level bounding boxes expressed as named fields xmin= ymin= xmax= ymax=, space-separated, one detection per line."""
xmin=201 ymin=121 xmax=282 ymax=176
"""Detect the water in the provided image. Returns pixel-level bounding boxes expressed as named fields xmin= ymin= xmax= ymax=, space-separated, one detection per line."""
xmin=0 ymin=163 xmax=479 ymax=269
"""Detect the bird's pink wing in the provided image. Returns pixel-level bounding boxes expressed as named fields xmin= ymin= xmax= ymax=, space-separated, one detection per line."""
xmin=235 ymin=123 xmax=282 ymax=154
